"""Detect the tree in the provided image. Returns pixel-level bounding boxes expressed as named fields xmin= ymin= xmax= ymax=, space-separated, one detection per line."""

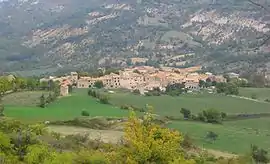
xmin=13 ymin=77 xmax=27 ymax=91
xmin=202 ymin=108 xmax=223 ymax=124
xmin=94 ymin=81 xmax=104 ymax=89
xmin=0 ymin=77 xmax=12 ymax=96
xmin=205 ymin=78 xmax=212 ymax=88
xmin=216 ymin=82 xmax=239 ymax=95
xmin=205 ymin=131 xmax=218 ymax=142
xmin=121 ymin=110 xmax=195 ymax=163
xmin=26 ymin=78 xmax=38 ymax=91
xmin=180 ymin=108 xmax=191 ymax=119
xmin=251 ymin=145 xmax=269 ymax=163
xmin=39 ymin=94 xmax=46 ymax=108
xmin=166 ymin=83 xmax=185 ymax=96
xmin=199 ymin=80 xmax=205 ymax=88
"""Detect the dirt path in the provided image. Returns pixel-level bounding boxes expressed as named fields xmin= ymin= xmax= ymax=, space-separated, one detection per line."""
xmin=229 ymin=95 xmax=267 ymax=103
xmin=47 ymin=125 xmax=124 ymax=144
xmin=205 ymin=149 xmax=237 ymax=158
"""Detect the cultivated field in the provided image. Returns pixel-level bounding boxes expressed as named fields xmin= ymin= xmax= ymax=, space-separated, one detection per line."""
xmin=108 ymin=91 xmax=270 ymax=116
xmin=4 ymin=89 xmax=128 ymax=121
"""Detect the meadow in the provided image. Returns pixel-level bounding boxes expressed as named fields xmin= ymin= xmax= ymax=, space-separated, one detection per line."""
xmin=3 ymin=89 xmax=128 ymax=121
xmin=168 ymin=119 xmax=270 ymax=154
xmin=239 ymin=87 xmax=270 ymax=101
xmin=3 ymin=88 xmax=270 ymax=154
xmin=106 ymin=89 xmax=270 ymax=154
xmin=108 ymin=91 xmax=270 ymax=116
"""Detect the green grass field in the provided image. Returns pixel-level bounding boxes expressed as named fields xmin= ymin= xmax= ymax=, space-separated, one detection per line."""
xmin=106 ymin=90 xmax=270 ymax=154
xmin=2 ymin=91 xmax=50 ymax=107
xmin=4 ymin=89 xmax=128 ymax=121
xmin=108 ymin=91 xmax=270 ymax=116
xmin=168 ymin=120 xmax=270 ymax=154
xmin=239 ymin=87 xmax=270 ymax=100
xmin=3 ymin=88 xmax=270 ymax=154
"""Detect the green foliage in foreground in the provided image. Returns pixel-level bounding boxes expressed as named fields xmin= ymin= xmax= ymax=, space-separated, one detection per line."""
xmin=0 ymin=111 xmax=256 ymax=164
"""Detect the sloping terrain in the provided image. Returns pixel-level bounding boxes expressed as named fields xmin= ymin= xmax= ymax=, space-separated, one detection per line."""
xmin=0 ymin=0 xmax=269 ymax=76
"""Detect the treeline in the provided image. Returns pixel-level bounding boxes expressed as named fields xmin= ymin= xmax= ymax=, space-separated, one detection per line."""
xmin=0 ymin=75 xmax=62 ymax=108
xmin=178 ymin=108 xmax=227 ymax=124
xmin=120 ymin=104 xmax=146 ymax=112
xmin=0 ymin=76 xmax=62 ymax=110
xmin=136 ymin=83 xmax=187 ymax=97
xmin=0 ymin=76 xmax=40 ymax=96
xmin=88 ymin=89 xmax=110 ymax=104
xmin=179 ymin=108 xmax=270 ymax=123
xmin=0 ymin=76 xmax=58 ymax=96
xmin=0 ymin=110 xmax=266 ymax=164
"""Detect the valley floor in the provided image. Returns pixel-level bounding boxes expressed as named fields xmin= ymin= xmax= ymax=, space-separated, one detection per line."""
xmin=3 ymin=88 xmax=270 ymax=155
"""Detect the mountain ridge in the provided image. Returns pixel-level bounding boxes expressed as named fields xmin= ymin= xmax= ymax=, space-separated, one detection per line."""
xmin=0 ymin=0 xmax=269 ymax=76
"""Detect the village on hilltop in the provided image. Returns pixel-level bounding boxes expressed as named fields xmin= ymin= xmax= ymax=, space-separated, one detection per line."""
xmin=40 ymin=66 xmax=229 ymax=96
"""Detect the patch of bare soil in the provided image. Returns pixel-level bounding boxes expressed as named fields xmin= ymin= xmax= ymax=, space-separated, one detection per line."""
xmin=206 ymin=149 xmax=237 ymax=158
xmin=47 ymin=125 xmax=124 ymax=144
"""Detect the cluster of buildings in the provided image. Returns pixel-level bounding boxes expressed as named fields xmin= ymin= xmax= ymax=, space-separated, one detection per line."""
xmin=40 ymin=66 xmax=226 ymax=96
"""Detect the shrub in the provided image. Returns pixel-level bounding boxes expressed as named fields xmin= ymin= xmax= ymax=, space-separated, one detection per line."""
xmin=132 ymin=89 xmax=140 ymax=95
xmin=197 ymin=109 xmax=223 ymax=124
xmin=251 ymin=145 xmax=269 ymax=163
xmin=251 ymin=93 xmax=257 ymax=99
xmin=0 ymin=103 xmax=4 ymax=116
xmin=39 ymin=94 xmax=46 ymax=108
xmin=121 ymin=104 xmax=145 ymax=112
xmin=88 ymin=89 xmax=93 ymax=96
xmin=205 ymin=131 xmax=218 ymax=142
xmin=221 ymin=112 xmax=227 ymax=119
xmin=81 ymin=110 xmax=90 ymax=116
xmin=265 ymin=99 xmax=270 ymax=102
xmin=180 ymin=108 xmax=191 ymax=119
xmin=181 ymin=134 xmax=193 ymax=149
xmin=99 ymin=95 xmax=110 ymax=104
xmin=120 ymin=104 xmax=130 ymax=110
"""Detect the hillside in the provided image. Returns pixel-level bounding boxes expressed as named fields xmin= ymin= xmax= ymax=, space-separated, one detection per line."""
xmin=0 ymin=0 xmax=269 ymax=76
